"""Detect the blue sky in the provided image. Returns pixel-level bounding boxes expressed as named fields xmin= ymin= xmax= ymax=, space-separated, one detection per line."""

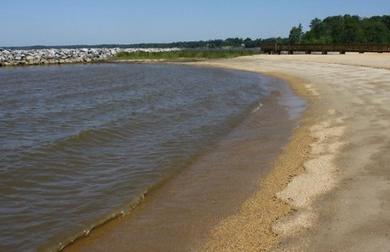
xmin=1 ymin=0 xmax=390 ymax=46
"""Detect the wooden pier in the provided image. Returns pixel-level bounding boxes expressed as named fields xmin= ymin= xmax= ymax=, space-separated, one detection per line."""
xmin=261 ymin=44 xmax=390 ymax=54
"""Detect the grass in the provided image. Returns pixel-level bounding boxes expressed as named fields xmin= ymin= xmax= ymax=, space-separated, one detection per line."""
xmin=115 ymin=49 xmax=260 ymax=61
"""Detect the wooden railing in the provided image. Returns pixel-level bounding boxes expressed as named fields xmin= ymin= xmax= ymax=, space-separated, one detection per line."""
xmin=261 ymin=44 xmax=390 ymax=54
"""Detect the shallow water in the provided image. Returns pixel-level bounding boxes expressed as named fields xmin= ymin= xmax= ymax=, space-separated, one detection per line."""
xmin=0 ymin=63 xmax=278 ymax=251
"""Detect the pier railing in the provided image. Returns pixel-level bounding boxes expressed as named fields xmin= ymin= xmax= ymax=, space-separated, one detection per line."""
xmin=261 ymin=44 xmax=390 ymax=54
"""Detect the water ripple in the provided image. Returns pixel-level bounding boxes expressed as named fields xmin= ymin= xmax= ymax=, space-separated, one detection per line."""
xmin=0 ymin=63 xmax=271 ymax=251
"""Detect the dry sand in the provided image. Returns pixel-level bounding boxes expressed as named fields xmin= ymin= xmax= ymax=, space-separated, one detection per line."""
xmin=191 ymin=53 xmax=390 ymax=251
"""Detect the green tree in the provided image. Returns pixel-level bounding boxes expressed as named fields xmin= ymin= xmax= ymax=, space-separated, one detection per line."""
xmin=289 ymin=24 xmax=304 ymax=44
xmin=362 ymin=18 xmax=390 ymax=43
xmin=382 ymin=15 xmax=390 ymax=30
xmin=341 ymin=15 xmax=364 ymax=43
xmin=224 ymin=38 xmax=244 ymax=47
xmin=298 ymin=14 xmax=390 ymax=44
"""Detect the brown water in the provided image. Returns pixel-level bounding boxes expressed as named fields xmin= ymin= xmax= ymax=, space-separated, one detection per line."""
xmin=66 ymin=80 xmax=305 ymax=252
xmin=0 ymin=63 xmax=302 ymax=251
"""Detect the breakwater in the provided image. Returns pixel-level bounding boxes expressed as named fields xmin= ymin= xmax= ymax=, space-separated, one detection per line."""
xmin=0 ymin=48 xmax=178 ymax=66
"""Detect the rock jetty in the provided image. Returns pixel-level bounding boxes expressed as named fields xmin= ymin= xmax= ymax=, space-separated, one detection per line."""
xmin=0 ymin=48 xmax=178 ymax=66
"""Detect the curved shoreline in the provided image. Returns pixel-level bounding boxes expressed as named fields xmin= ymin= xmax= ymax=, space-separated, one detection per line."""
xmin=61 ymin=68 xmax=304 ymax=252
xmin=195 ymin=67 xmax=317 ymax=251
xmin=191 ymin=53 xmax=390 ymax=251
xmin=2 ymin=63 xmax=288 ymax=251
xmin=37 ymin=53 xmax=390 ymax=251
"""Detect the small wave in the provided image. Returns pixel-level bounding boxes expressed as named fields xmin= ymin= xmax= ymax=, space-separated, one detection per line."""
xmin=252 ymin=103 xmax=263 ymax=113
xmin=44 ymin=190 xmax=148 ymax=252
xmin=32 ymin=120 xmax=144 ymax=155
xmin=45 ymin=163 xmax=185 ymax=252
xmin=64 ymin=126 xmax=126 ymax=145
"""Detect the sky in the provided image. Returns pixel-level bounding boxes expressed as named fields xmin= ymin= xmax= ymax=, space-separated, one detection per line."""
xmin=1 ymin=0 xmax=390 ymax=47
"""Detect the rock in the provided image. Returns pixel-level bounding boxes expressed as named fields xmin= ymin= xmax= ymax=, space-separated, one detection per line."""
xmin=0 ymin=47 xmax=180 ymax=66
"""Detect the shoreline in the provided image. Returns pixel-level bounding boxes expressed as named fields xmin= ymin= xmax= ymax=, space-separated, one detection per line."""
xmin=2 ymin=51 xmax=389 ymax=69
xmin=5 ymin=65 xmax=289 ymax=250
xmin=191 ymin=53 xmax=390 ymax=251
xmin=20 ymin=53 xmax=390 ymax=251
xmin=60 ymin=67 xmax=304 ymax=251
xmin=198 ymin=66 xmax=317 ymax=251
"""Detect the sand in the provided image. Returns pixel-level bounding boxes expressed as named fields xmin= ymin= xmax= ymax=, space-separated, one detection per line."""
xmin=191 ymin=53 xmax=390 ymax=251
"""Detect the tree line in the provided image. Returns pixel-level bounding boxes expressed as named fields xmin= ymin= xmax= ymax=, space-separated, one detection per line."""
xmin=289 ymin=15 xmax=390 ymax=44
xmin=113 ymin=15 xmax=390 ymax=48
xmin=5 ymin=15 xmax=389 ymax=50
xmin=3 ymin=38 xmax=269 ymax=50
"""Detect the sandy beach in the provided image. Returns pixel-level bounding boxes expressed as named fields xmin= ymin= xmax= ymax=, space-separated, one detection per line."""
xmin=192 ymin=53 xmax=390 ymax=251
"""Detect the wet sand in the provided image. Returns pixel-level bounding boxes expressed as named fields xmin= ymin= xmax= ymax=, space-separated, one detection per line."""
xmin=192 ymin=53 xmax=390 ymax=251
